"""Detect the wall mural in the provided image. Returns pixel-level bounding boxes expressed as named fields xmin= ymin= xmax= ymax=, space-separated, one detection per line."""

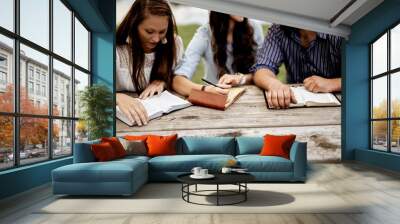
xmin=115 ymin=0 xmax=342 ymax=162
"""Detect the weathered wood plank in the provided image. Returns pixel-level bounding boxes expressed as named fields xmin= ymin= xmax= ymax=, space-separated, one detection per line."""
xmin=117 ymin=125 xmax=341 ymax=162
xmin=117 ymin=111 xmax=341 ymax=132
xmin=117 ymin=85 xmax=340 ymax=132
xmin=116 ymin=85 xmax=341 ymax=161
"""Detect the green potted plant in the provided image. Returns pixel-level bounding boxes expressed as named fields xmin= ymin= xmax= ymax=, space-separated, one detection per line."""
xmin=79 ymin=84 xmax=113 ymax=140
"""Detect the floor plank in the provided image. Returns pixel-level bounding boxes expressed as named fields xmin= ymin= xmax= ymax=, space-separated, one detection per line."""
xmin=1 ymin=162 xmax=400 ymax=224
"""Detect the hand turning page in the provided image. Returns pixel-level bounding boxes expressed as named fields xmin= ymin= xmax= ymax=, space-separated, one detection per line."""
xmin=290 ymin=86 xmax=341 ymax=107
xmin=265 ymin=86 xmax=341 ymax=109
xmin=117 ymin=91 xmax=191 ymax=126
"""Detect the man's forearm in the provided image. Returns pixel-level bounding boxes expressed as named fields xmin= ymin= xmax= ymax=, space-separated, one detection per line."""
xmin=254 ymin=68 xmax=281 ymax=91
xmin=243 ymin=74 xmax=253 ymax=85
xmin=330 ymin=78 xmax=341 ymax=92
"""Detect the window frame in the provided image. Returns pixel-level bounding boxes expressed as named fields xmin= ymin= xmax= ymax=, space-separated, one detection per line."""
xmin=0 ymin=0 xmax=92 ymax=171
xmin=370 ymin=20 xmax=400 ymax=154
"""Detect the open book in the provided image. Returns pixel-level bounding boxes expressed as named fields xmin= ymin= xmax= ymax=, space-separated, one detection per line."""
xmin=226 ymin=87 xmax=246 ymax=108
xmin=117 ymin=90 xmax=192 ymax=126
xmin=188 ymin=87 xmax=246 ymax=110
xmin=265 ymin=86 xmax=341 ymax=109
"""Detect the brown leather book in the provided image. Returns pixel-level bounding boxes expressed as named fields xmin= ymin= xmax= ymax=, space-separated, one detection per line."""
xmin=187 ymin=87 xmax=246 ymax=110
xmin=188 ymin=89 xmax=227 ymax=110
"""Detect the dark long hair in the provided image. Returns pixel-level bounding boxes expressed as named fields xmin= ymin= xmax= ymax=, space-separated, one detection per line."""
xmin=116 ymin=0 xmax=177 ymax=93
xmin=209 ymin=11 xmax=257 ymax=78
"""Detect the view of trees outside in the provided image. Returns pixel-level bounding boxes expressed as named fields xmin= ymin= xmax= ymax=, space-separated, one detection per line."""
xmin=0 ymin=0 xmax=90 ymax=170
xmin=0 ymin=86 xmax=62 ymax=168
xmin=0 ymin=115 xmax=13 ymax=169
xmin=75 ymin=120 xmax=88 ymax=143
xmin=372 ymin=101 xmax=400 ymax=153
xmin=371 ymin=27 xmax=400 ymax=153
xmin=391 ymin=72 xmax=400 ymax=153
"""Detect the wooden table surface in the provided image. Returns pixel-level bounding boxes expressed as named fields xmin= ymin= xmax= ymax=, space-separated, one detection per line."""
xmin=117 ymin=85 xmax=341 ymax=161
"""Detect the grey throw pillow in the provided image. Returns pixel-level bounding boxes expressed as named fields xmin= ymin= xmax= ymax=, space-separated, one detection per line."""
xmin=119 ymin=138 xmax=147 ymax=156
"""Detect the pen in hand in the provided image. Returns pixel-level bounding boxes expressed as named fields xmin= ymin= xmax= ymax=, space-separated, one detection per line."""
xmin=201 ymin=78 xmax=230 ymax=89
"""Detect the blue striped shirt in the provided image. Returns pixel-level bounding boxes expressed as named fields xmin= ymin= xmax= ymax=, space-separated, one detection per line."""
xmin=251 ymin=24 xmax=343 ymax=83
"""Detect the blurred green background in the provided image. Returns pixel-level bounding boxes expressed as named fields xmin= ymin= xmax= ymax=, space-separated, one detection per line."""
xmin=176 ymin=24 xmax=287 ymax=84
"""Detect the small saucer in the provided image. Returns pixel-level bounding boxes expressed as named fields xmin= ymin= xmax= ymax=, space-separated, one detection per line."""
xmin=190 ymin=174 xmax=215 ymax=179
xmin=232 ymin=170 xmax=249 ymax=174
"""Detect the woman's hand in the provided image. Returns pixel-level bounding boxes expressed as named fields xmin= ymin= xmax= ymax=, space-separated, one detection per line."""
xmin=117 ymin=93 xmax=148 ymax=126
xmin=139 ymin=80 xmax=166 ymax=99
xmin=218 ymin=74 xmax=242 ymax=87
xmin=204 ymin=85 xmax=229 ymax=95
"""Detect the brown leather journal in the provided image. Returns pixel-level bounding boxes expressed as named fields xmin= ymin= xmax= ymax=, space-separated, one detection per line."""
xmin=187 ymin=89 xmax=227 ymax=110
xmin=187 ymin=87 xmax=246 ymax=110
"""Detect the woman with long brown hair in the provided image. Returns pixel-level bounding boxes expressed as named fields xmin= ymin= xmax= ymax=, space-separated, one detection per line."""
xmin=116 ymin=0 xmax=183 ymax=126
xmin=172 ymin=11 xmax=264 ymax=96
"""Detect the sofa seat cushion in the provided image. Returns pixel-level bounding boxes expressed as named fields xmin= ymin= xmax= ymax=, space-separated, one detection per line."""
xmin=117 ymin=155 xmax=150 ymax=162
xmin=149 ymin=154 xmax=235 ymax=172
xmin=176 ymin=137 xmax=236 ymax=155
xmin=53 ymin=159 xmax=147 ymax=183
xmin=236 ymin=155 xmax=293 ymax=172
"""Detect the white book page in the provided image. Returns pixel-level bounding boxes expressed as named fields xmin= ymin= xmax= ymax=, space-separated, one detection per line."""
xmin=117 ymin=91 xmax=191 ymax=126
xmin=291 ymin=86 xmax=340 ymax=106
xmin=141 ymin=91 xmax=191 ymax=113
xmin=140 ymin=100 xmax=163 ymax=119
xmin=290 ymin=88 xmax=305 ymax=107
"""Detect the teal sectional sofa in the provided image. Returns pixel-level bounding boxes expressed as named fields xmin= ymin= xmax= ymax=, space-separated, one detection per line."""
xmin=52 ymin=136 xmax=307 ymax=196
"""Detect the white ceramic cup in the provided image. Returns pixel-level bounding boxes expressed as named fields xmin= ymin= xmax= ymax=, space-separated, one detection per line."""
xmin=200 ymin=169 xmax=208 ymax=176
xmin=191 ymin=167 xmax=202 ymax=176
xmin=221 ymin=167 xmax=232 ymax=173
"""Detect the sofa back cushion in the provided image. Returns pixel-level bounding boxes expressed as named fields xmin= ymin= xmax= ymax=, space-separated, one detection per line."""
xmin=147 ymin=134 xmax=178 ymax=157
xmin=177 ymin=136 xmax=235 ymax=155
xmin=119 ymin=138 xmax=147 ymax=156
xmin=260 ymin=134 xmax=296 ymax=159
xmin=235 ymin=137 xmax=263 ymax=155
xmin=124 ymin=135 xmax=149 ymax=141
xmin=91 ymin=142 xmax=119 ymax=161
xmin=101 ymin=137 xmax=127 ymax=158
xmin=73 ymin=139 xmax=100 ymax=163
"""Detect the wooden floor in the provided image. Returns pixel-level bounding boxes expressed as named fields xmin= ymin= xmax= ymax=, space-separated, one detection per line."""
xmin=1 ymin=162 xmax=400 ymax=224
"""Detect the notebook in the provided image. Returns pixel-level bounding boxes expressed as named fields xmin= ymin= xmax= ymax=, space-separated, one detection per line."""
xmin=117 ymin=90 xmax=192 ymax=126
xmin=265 ymin=86 xmax=341 ymax=109
xmin=188 ymin=87 xmax=246 ymax=110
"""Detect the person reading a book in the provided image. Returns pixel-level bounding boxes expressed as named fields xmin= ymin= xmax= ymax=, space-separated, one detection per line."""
xmin=116 ymin=0 xmax=184 ymax=126
xmin=172 ymin=11 xmax=264 ymax=96
xmin=252 ymin=24 xmax=344 ymax=109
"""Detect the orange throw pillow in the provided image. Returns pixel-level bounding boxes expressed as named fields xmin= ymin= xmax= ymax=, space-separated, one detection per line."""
xmin=124 ymin=135 xmax=151 ymax=141
xmin=260 ymin=134 xmax=296 ymax=159
xmin=91 ymin=142 xmax=117 ymax=162
xmin=146 ymin=134 xmax=178 ymax=157
xmin=101 ymin=137 xmax=126 ymax=158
